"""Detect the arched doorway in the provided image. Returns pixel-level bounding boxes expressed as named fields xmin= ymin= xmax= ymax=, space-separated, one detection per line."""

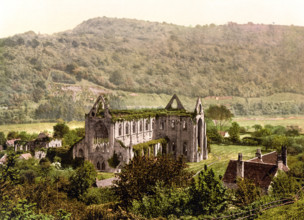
xmin=198 ymin=119 xmax=203 ymax=150
xmin=97 ymin=162 xmax=101 ymax=170
xmin=101 ymin=162 xmax=106 ymax=170
xmin=78 ymin=149 xmax=84 ymax=158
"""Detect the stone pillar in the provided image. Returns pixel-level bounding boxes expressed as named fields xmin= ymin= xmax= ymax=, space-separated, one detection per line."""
xmin=277 ymin=154 xmax=283 ymax=170
xmin=255 ymin=149 xmax=262 ymax=162
xmin=203 ymin=122 xmax=208 ymax=160
xmin=236 ymin=153 xmax=244 ymax=178
xmin=281 ymin=146 xmax=287 ymax=167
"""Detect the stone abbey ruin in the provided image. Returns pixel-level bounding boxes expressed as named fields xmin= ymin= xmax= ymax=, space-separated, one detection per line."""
xmin=73 ymin=95 xmax=208 ymax=172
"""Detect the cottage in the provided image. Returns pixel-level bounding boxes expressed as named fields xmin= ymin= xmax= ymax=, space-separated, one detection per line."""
xmin=73 ymin=94 xmax=208 ymax=172
xmin=19 ymin=153 xmax=32 ymax=160
xmin=14 ymin=133 xmax=62 ymax=152
xmin=223 ymin=147 xmax=289 ymax=192
xmin=6 ymin=139 xmax=21 ymax=147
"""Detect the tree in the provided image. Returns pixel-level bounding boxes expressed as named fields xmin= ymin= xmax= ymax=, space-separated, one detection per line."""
xmin=235 ymin=178 xmax=261 ymax=206
xmin=7 ymin=131 xmax=19 ymax=140
xmin=114 ymin=155 xmax=191 ymax=208
xmin=0 ymin=152 xmax=20 ymax=197
xmin=188 ymin=165 xmax=227 ymax=215
xmin=270 ymin=171 xmax=301 ymax=198
xmin=207 ymin=127 xmax=223 ymax=144
xmin=206 ymin=105 xmax=233 ymax=130
xmin=252 ymin=124 xmax=262 ymax=131
xmin=53 ymin=123 xmax=70 ymax=139
xmin=0 ymin=132 xmax=6 ymax=146
xmin=68 ymin=161 xmax=97 ymax=199
xmin=228 ymin=122 xmax=241 ymax=143
xmin=131 ymin=183 xmax=191 ymax=218
xmin=63 ymin=129 xmax=83 ymax=147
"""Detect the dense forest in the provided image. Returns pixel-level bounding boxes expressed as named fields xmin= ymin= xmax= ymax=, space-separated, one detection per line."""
xmin=1 ymin=17 xmax=304 ymax=123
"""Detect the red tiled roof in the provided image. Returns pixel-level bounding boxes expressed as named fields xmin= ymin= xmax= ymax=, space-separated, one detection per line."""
xmin=6 ymin=139 xmax=21 ymax=146
xmin=19 ymin=153 xmax=32 ymax=160
xmin=247 ymin=151 xmax=278 ymax=164
xmin=223 ymin=160 xmax=278 ymax=189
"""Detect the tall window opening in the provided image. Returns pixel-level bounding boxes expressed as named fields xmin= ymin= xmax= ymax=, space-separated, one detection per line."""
xmin=132 ymin=122 xmax=136 ymax=133
xmin=119 ymin=124 xmax=122 ymax=136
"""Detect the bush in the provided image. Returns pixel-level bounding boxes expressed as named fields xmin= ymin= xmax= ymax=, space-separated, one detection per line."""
xmin=107 ymin=151 xmax=120 ymax=168
xmin=131 ymin=183 xmax=191 ymax=218
xmin=241 ymin=137 xmax=259 ymax=146
xmin=207 ymin=127 xmax=223 ymax=144
xmin=270 ymin=171 xmax=301 ymax=198
xmin=81 ymin=187 xmax=117 ymax=205
xmin=188 ymin=165 xmax=227 ymax=216
xmin=235 ymin=178 xmax=261 ymax=206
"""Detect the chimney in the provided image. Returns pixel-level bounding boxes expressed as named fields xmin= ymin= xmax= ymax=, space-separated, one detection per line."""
xmin=255 ymin=149 xmax=262 ymax=161
xmin=281 ymin=146 xmax=287 ymax=167
xmin=237 ymin=153 xmax=244 ymax=178
xmin=277 ymin=154 xmax=283 ymax=170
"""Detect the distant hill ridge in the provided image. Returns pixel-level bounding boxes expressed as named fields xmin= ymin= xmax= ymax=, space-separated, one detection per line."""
xmin=0 ymin=17 xmax=304 ymax=123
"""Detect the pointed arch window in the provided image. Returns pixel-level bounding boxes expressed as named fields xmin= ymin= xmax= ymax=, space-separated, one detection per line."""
xmin=146 ymin=119 xmax=149 ymax=131
xmin=126 ymin=123 xmax=129 ymax=135
xmin=183 ymin=120 xmax=187 ymax=130
xmin=171 ymin=120 xmax=175 ymax=129
xmin=183 ymin=142 xmax=188 ymax=155
xmin=132 ymin=122 xmax=136 ymax=133
xmin=119 ymin=124 xmax=122 ymax=136
xmin=140 ymin=121 xmax=143 ymax=132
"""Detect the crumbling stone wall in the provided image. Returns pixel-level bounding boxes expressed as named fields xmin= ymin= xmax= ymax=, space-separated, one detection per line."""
xmin=73 ymin=95 xmax=208 ymax=172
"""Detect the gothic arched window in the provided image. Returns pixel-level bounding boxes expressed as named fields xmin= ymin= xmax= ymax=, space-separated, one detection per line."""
xmin=183 ymin=142 xmax=188 ymax=155
xmin=119 ymin=124 xmax=122 ymax=136
xmin=171 ymin=120 xmax=175 ymax=129
xmin=132 ymin=122 xmax=136 ymax=133
xmin=146 ymin=120 xmax=149 ymax=131
xmin=183 ymin=120 xmax=187 ymax=130
xmin=126 ymin=123 xmax=129 ymax=135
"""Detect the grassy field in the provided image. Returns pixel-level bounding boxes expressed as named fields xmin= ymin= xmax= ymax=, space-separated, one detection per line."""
xmin=0 ymin=121 xmax=84 ymax=136
xmin=97 ymin=172 xmax=115 ymax=180
xmin=234 ymin=116 xmax=304 ymax=132
xmin=187 ymin=144 xmax=264 ymax=177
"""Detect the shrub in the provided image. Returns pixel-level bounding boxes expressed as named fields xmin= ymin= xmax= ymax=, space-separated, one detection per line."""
xmin=108 ymin=151 xmax=120 ymax=168
xmin=235 ymin=178 xmax=261 ymax=206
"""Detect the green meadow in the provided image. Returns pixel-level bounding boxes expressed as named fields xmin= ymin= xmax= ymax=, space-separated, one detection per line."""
xmin=187 ymin=144 xmax=262 ymax=177
xmin=234 ymin=116 xmax=304 ymax=131
xmin=0 ymin=121 xmax=84 ymax=136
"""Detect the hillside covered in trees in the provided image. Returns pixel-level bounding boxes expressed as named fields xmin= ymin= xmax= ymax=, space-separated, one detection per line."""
xmin=1 ymin=17 xmax=304 ymax=123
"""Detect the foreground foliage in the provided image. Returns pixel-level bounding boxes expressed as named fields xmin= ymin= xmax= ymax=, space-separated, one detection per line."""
xmin=114 ymin=155 xmax=192 ymax=208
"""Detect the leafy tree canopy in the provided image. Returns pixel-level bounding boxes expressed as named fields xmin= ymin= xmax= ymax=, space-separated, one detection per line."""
xmin=206 ymin=105 xmax=233 ymax=130
xmin=53 ymin=123 xmax=70 ymax=139
xmin=114 ymin=155 xmax=192 ymax=208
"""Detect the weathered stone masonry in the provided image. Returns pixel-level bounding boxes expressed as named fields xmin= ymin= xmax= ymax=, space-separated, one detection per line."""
xmin=73 ymin=95 xmax=208 ymax=172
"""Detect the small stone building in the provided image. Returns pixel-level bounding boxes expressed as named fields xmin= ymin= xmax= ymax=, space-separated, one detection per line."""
xmin=14 ymin=133 xmax=62 ymax=152
xmin=223 ymin=147 xmax=289 ymax=192
xmin=73 ymin=95 xmax=208 ymax=172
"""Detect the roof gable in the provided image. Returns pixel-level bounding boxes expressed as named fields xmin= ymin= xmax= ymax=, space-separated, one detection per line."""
xmin=223 ymin=160 xmax=278 ymax=188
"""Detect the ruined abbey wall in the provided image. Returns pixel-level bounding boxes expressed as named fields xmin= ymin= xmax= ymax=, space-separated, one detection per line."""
xmin=73 ymin=95 xmax=208 ymax=172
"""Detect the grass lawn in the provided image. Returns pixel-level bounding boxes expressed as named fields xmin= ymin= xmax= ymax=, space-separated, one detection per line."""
xmin=0 ymin=121 xmax=84 ymax=135
xmin=187 ymin=144 xmax=264 ymax=177
xmin=234 ymin=116 xmax=304 ymax=132
xmin=97 ymin=172 xmax=115 ymax=180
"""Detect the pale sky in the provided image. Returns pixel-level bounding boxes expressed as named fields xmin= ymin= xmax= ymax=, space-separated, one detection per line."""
xmin=1 ymin=0 xmax=304 ymax=38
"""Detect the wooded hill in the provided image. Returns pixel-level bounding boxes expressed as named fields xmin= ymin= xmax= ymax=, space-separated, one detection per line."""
xmin=1 ymin=17 xmax=304 ymax=123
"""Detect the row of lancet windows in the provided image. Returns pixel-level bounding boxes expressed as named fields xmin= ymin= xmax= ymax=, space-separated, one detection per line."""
xmin=170 ymin=141 xmax=188 ymax=155
xmin=118 ymin=119 xmax=155 ymax=136
xmin=118 ymin=119 xmax=189 ymax=136
xmin=160 ymin=120 xmax=187 ymax=130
